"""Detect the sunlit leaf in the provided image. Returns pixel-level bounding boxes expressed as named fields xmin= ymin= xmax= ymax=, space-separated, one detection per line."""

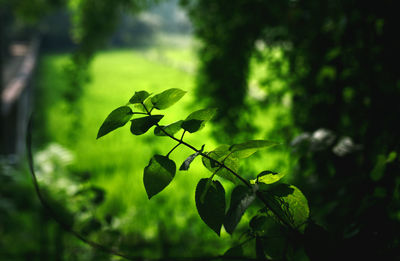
xmin=224 ymin=186 xmax=256 ymax=234
xmin=260 ymin=184 xmax=309 ymax=232
xmin=143 ymin=155 xmax=176 ymax=199
xmin=181 ymin=108 xmax=217 ymax=133
xmin=195 ymin=178 xmax=225 ymax=236
xmin=252 ymin=171 xmax=285 ymax=185
xmin=97 ymin=106 xmax=133 ymax=139
xmin=151 ymin=88 xmax=186 ymax=110
xmin=229 ymin=140 xmax=280 ymax=158
xmin=130 ymin=115 xmax=163 ymax=135
xmin=154 ymin=120 xmax=183 ymax=136
xmin=129 ymin=91 xmax=151 ymax=104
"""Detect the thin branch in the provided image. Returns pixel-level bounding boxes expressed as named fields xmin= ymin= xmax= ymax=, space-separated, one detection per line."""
xmin=144 ymin=108 xmax=297 ymax=231
xmin=166 ymin=142 xmax=181 ymax=158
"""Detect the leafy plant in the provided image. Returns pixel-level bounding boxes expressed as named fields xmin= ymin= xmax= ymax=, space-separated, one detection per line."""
xmin=97 ymin=88 xmax=310 ymax=260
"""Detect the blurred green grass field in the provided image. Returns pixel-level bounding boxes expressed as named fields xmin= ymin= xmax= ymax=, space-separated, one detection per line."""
xmin=34 ymin=43 xmax=293 ymax=256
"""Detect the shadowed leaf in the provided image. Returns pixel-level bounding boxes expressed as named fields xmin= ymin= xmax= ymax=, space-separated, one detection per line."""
xmin=129 ymin=91 xmax=150 ymax=104
xmin=181 ymin=119 xmax=204 ymax=133
xmin=223 ymin=245 xmax=244 ymax=258
xmin=130 ymin=115 xmax=163 ymax=135
xmin=224 ymin=186 xmax=256 ymax=234
xmin=97 ymin=106 xmax=133 ymax=139
xmin=260 ymin=184 xmax=309 ymax=232
xmin=195 ymin=178 xmax=225 ymax=236
xmin=182 ymin=108 xmax=217 ymax=133
xmin=143 ymin=155 xmax=176 ymax=199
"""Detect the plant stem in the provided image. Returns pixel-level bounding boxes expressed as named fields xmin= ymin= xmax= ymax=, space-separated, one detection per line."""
xmin=167 ymin=143 xmax=181 ymax=158
xmin=144 ymin=104 xmax=296 ymax=231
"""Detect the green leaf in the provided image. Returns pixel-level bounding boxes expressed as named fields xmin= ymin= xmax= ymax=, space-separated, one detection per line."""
xmin=133 ymin=97 xmax=154 ymax=112
xmin=181 ymin=108 xmax=217 ymax=133
xmin=130 ymin=115 xmax=163 ymax=135
xmin=181 ymin=119 xmax=204 ymax=133
xmin=223 ymin=245 xmax=244 ymax=258
xmin=253 ymin=171 xmax=285 ymax=185
xmin=195 ymin=178 xmax=226 ymax=236
xmin=179 ymin=151 xmax=200 ymax=171
xmin=97 ymin=106 xmax=133 ymax=139
xmin=129 ymin=91 xmax=150 ymax=104
xmin=154 ymin=120 xmax=183 ymax=136
xmin=260 ymin=184 xmax=309 ymax=232
xmin=143 ymin=155 xmax=176 ymax=199
xmin=229 ymin=140 xmax=279 ymax=158
xmin=202 ymin=145 xmax=240 ymax=184
xmin=151 ymin=88 xmax=186 ymax=110
xmin=256 ymin=237 xmax=267 ymax=260
xmin=224 ymin=186 xmax=256 ymax=234
xmin=370 ymin=154 xmax=387 ymax=181
xmin=250 ymin=214 xmax=287 ymax=259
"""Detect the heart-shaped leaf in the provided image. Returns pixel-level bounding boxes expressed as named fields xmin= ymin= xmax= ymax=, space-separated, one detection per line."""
xmin=143 ymin=155 xmax=176 ymax=199
xmin=130 ymin=115 xmax=163 ymax=135
xmin=151 ymin=88 xmax=186 ymax=110
xmin=97 ymin=106 xmax=133 ymax=139
xmin=129 ymin=91 xmax=151 ymax=104
xmin=195 ymin=178 xmax=226 ymax=235
xmin=224 ymin=186 xmax=256 ymax=234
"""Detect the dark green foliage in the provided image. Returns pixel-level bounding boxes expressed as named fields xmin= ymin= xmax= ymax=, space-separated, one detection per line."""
xmin=223 ymin=244 xmax=243 ymax=258
xmin=195 ymin=178 xmax=226 ymax=236
xmin=250 ymin=214 xmax=287 ymax=260
xmin=130 ymin=115 xmax=163 ymax=135
xmin=97 ymin=106 xmax=133 ymax=139
xmin=259 ymin=184 xmax=309 ymax=232
xmin=129 ymin=90 xmax=151 ymax=104
xmin=143 ymin=155 xmax=176 ymax=199
xmin=183 ymin=0 xmax=400 ymax=258
xmin=224 ymin=185 xmax=256 ymax=234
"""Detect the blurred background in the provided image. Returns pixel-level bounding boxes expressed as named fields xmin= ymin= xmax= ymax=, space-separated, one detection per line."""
xmin=1 ymin=0 xmax=399 ymax=260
